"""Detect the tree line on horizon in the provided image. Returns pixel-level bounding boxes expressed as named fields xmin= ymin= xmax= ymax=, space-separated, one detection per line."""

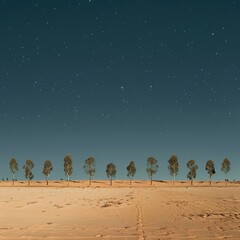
xmin=5 ymin=154 xmax=232 ymax=187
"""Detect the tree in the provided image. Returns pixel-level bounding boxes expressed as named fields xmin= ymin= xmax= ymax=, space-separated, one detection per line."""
xmin=187 ymin=160 xmax=198 ymax=185
xmin=205 ymin=160 xmax=216 ymax=185
xmin=168 ymin=154 xmax=179 ymax=184
xmin=83 ymin=157 xmax=96 ymax=185
xmin=9 ymin=158 xmax=18 ymax=186
xmin=146 ymin=157 xmax=159 ymax=185
xmin=64 ymin=154 xmax=73 ymax=186
xmin=127 ymin=161 xmax=136 ymax=185
xmin=23 ymin=160 xmax=34 ymax=186
xmin=42 ymin=160 xmax=53 ymax=185
xmin=106 ymin=163 xmax=116 ymax=186
xmin=221 ymin=158 xmax=231 ymax=186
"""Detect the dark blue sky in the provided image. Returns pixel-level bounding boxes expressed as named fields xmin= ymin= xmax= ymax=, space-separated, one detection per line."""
xmin=0 ymin=0 xmax=240 ymax=181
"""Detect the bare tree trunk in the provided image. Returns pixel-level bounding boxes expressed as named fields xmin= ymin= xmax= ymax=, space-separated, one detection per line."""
xmin=151 ymin=175 xmax=152 ymax=185
xmin=225 ymin=173 xmax=227 ymax=187
xmin=173 ymin=174 xmax=175 ymax=185
xmin=46 ymin=176 xmax=48 ymax=185
xmin=130 ymin=178 xmax=132 ymax=185
xmin=89 ymin=175 xmax=91 ymax=186
xmin=209 ymin=176 xmax=212 ymax=186
xmin=67 ymin=175 xmax=69 ymax=186
xmin=110 ymin=176 xmax=112 ymax=186
xmin=28 ymin=179 xmax=30 ymax=186
xmin=191 ymin=179 xmax=193 ymax=186
xmin=12 ymin=173 xmax=14 ymax=186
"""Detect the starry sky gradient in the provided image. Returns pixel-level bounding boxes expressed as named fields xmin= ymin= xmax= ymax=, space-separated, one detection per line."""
xmin=0 ymin=0 xmax=240 ymax=181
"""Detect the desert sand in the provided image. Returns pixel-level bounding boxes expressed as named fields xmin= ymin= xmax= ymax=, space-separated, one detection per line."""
xmin=0 ymin=180 xmax=240 ymax=239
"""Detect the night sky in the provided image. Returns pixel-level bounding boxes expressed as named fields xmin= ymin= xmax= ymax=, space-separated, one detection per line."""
xmin=1 ymin=0 xmax=240 ymax=181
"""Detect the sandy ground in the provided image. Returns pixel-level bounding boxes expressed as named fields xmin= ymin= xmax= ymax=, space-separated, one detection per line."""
xmin=0 ymin=180 xmax=240 ymax=239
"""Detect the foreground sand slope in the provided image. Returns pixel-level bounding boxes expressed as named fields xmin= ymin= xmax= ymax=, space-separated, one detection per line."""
xmin=0 ymin=181 xmax=239 ymax=239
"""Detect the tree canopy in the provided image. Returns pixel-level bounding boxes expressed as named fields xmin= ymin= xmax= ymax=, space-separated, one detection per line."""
xmin=146 ymin=157 xmax=159 ymax=185
xmin=23 ymin=160 xmax=34 ymax=185
xmin=43 ymin=160 xmax=53 ymax=185
xmin=9 ymin=158 xmax=19 ymax=186
xmin=127 ymin=161 xmax=136 ymax=184
xmin=83 ymin=157 xmax=96 ymax=185
xmin=187 ymin=159 xmax=198 ymax=185
xmin=64 ymin=154 xmax=73 ymax=185
xmin=106 ymin=163 xmax=116 ymax=185
xmin=205 ymin=160 xmax=216 ymax=185
xmin=221 ymin=158 xmax=231 ymax=175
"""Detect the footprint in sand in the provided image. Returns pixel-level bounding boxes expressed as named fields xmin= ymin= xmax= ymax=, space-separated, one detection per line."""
xmin=53 ymin=204 xmax=64 ymax=209
xmin=101 ymin=203 xmax=111 ymax=208
xmin=234 ymin=213 xmax=240 ymax=219
xmin=216 ymin=226 xmax=224 ymax=231
xmin=136 ymin=196 xmax=145 ymax=239
xmin=95 ymin=234 xmax=103 ymax=237
xmin=27 ymin=201 xmax=38 ymax=205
